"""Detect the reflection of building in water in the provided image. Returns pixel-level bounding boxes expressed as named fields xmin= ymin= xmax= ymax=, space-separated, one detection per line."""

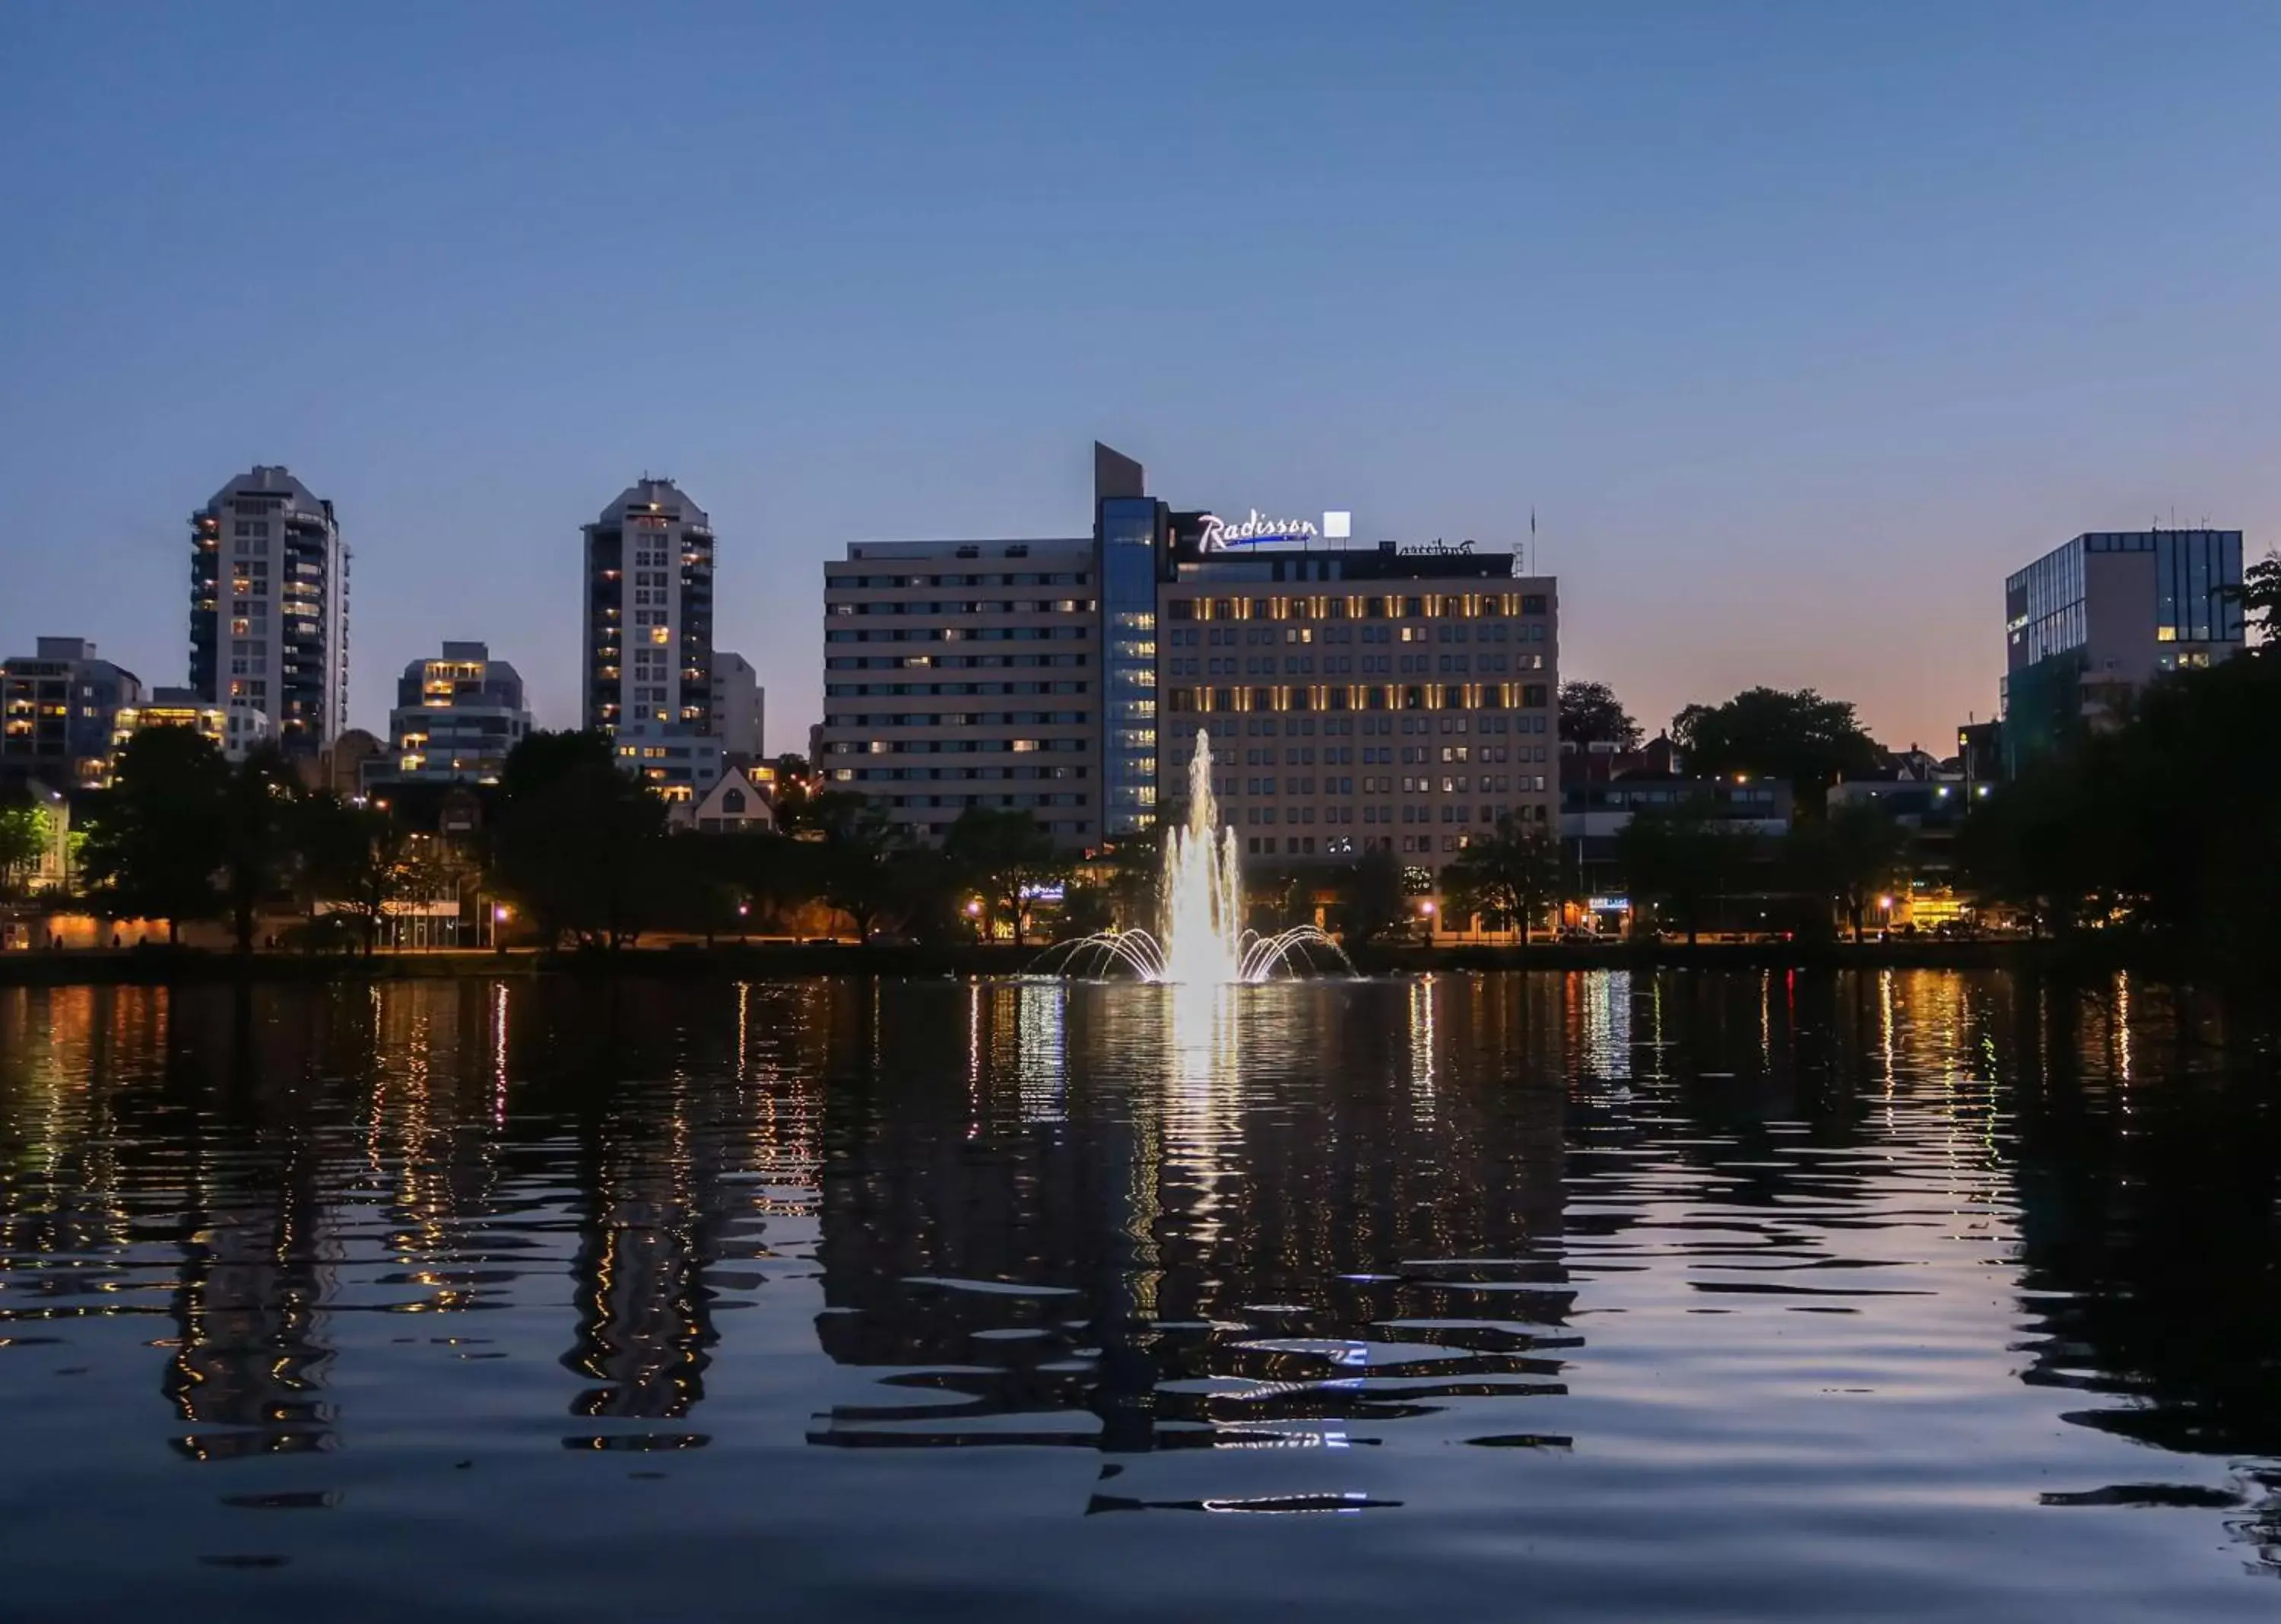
xmin=809 ymin=978 xmax=1573 ymax=1457
xmin=160 ymin=992 xmax=338 ymax=1461
xmin=1570 ymin=970 xmax=1632 ymax=1080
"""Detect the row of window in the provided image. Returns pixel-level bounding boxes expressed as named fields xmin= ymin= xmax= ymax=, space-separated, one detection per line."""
xmin=1165 ymin=652 xmax=1547 ymax=677
xmin=825 ymin=671 xmax=1090 ymax=695
xmin=1166 ymin=683 xmax=1551 ymax=714
xmin=833 ymin=573 xmax=1090 ymax=589
xmin=845 ymin=765 xmax=1088 ymax=781
xmin=884 ymin=792 xmax=1088 ymax=809
xmin=1235 ymin=801 xmax=1535 ymax=827
xmin=834 ymin=739 xmax=1087 ymax=769
xmin=826 ymin=599 xmax=1094 ymax=619
xmin=1166 ymin=620 xmax=1549 ymax=649
xmin=1167 ymin=593 xmax=1550 ymax=621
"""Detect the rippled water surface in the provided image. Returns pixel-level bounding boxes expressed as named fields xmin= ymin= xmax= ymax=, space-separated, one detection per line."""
xmin=2 ymin=972 xmax=2277 ymax=1620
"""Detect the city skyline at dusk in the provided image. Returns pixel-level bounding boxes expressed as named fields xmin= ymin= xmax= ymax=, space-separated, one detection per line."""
xmin=4 ymin=3 xmax=2277 ymax=751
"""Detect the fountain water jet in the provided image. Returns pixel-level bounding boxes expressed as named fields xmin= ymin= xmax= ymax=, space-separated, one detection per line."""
xmin=1034 ymin=734 xmax=1353 ymax=984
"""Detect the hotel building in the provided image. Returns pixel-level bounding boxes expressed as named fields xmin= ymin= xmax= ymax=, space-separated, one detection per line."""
xmin=2002 ymin=527 xmax=2244 ymax=772
xmin=818 ymin=532 xmax=1101 ymax=844
xmin=189 ymin=466 xmax=348 ymax=757
xmin=818 ymin=443 xmax=1558 ymax=870
xmin=1161 ymin=544 xmax=1558 ymax=864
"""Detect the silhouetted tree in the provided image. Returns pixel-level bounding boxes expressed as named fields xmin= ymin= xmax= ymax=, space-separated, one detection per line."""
xmin=943 ymin=806 xmax=1065 ymax=947
xmin=1335 ymin=846 xmax=1410 ymax=947
xmin=219 ymin=745 xmax=300 ymax=953
xmin=1559 ymin=680 xmax=1642 ymax=750
xmin=1616 ymin=801 xmax=1743 ymax=946
xmin=1672 ymin=687 xmax=1881 ymax=814
xmin=1788 ymin=800 xmax=1908 ymax=941
xmin=490 ymin=729 xmax=668 ymax=948
xmin=78 ymin=725 xmax=230 ymax=942
xmin=1442 ymin=815 xmax=1569 ymax=943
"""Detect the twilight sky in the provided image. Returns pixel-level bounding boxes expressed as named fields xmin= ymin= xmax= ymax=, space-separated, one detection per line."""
xmin=2 ymin=2 xmax=2276 ymax=753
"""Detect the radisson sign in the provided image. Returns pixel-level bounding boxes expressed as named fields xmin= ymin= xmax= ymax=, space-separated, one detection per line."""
xmin=1198 ymin=508 xmax=1352 ymax=550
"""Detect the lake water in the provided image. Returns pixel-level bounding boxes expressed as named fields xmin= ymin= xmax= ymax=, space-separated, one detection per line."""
xmin=1 ymin=972 xmax=2275 ymax=1620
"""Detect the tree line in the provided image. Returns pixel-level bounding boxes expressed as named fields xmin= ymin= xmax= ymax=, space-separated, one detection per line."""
xmin=35 ymin=725 xmax=1104 ymax=953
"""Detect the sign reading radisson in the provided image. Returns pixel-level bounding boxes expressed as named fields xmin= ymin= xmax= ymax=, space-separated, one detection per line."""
xmin=1198 ymin=509 xmax=1353 ymax=550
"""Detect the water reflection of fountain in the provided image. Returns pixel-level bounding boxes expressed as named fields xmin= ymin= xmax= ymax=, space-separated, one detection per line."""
xmin=1033 ymin=734 xmax=1352 ymax=984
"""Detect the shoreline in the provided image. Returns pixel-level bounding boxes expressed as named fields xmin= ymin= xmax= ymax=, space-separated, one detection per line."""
xmin=0 ymin=937 xmax=2181 ymax=986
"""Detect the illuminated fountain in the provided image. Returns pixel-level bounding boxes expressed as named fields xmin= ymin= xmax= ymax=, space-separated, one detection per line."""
xmin=1035 ymin=733 xmax=1351 ymax=984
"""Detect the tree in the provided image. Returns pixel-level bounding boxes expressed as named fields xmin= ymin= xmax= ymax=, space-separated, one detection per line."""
xmin=1616 ymin=801 xmax=1741 ymax=946
xmin=943 ymin=806 xmax=1065 ymax=947
xmin=490 ymin=730 xmax=668 ymax=949
xmin=1441 ymin=815 xmax=1569 ymax=943
xmin=2232 ymin=550 xmax=2281 ymax=648
xmin=290 ymin=791 xmax=407 ymax=953
xmin=1335 ymin=846 xmax=1410 ymax=947
xmin=797 ymin=791 xmax=903 ymax=939
xmin=78 ymin=725 xmax=230 ymax=943
xmin=1953 ymin=754 xmax=2105 ymax=939
xmin=770 ymin=753 xmax=815 ymax=826
xmin=1100 ymin=826 xmax=1164 ymax=931
xmin=1671 ymin=687 xmax=1881 ymax=813
xmin=1790 ymin=800 xmax=1908 ymax=942
xmin=218 ymin=745 xmax=300 ymax=953
xmin=0 ymin=799 xmax=49 ymax=899
xmin=1559 ymin=680 xmax=1642 ymax=750
xmin=1058 ymin=880 xmax=1115 ymax=937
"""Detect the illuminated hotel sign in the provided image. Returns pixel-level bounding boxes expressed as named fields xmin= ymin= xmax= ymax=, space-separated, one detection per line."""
xmin=1198 ymin=509 xmax=1353 ymax=550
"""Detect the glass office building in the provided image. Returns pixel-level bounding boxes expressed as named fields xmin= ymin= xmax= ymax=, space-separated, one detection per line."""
xmin=2002 ymin=528 xmax=2245 ymax=772
xmin=1098 ymin=495 xmax=1160 ymax=835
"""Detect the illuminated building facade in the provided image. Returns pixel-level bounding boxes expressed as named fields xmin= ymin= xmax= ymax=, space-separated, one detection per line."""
xmin=582 ymin=477 xmax=713 ymax=734
xmin=110 ymin=685 xmax=271 ymax=767
xmin=817 ymin=443 xmax=1560 ymax=863
xmin=385 ymin=641 xmax=530 ymax=785
xmin=1 ymin=637 xmax=142 ymax=788
xmin=2002 ymin=528 xmax=2244 ymax=773
xmin=188 ymin=466 xmax=348 ymax=757
xmin=1161 ymin=546 xmax=1559 ymax=869
xmin=582 ymin=477 xmax=724 ymax=800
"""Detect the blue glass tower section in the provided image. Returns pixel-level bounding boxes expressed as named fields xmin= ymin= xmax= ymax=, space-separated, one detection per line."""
xmin=1099 ymin=496 xmax=1160 ymax=835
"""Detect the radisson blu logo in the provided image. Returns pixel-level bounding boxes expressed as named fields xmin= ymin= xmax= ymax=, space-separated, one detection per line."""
xmin=1198 ymin=509 xmax=1353 ymax=550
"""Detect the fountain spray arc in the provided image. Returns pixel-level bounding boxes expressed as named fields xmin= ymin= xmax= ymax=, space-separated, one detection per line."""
xmin=1034 ymin=732 xmax=1352 ymax=984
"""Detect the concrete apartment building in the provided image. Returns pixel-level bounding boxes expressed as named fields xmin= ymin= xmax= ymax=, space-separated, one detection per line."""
xmin=1 ymin=637 xmax=143 ymax=788
xmin=582 ymin=477 xmax=728 ymax=799
xmin=111 ymin=686 xmax=272 ymax=766
xmin=710 ymin=649 xmax=765 ymax=764
xmin=2002 ymin=527 xmax=2244 ymax=772
xmin=818 ymin=443 xmax=1559 ymax=870
xmin=385 ymin=641 xmax=531 ymax=785
xmin=189 ymin=466 xmax=349 ymax=757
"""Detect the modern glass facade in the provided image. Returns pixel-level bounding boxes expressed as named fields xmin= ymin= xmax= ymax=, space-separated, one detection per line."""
xmin=2004 ymin=538 xmax=2086 ymax=671
xmin=2001 ymin=528 xmax=2245 ymax=775
xmin=1099 ymin=496 xmax=1160 ymax=835
xmin=2147 ymin=528 xmax=2244 ymax=645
